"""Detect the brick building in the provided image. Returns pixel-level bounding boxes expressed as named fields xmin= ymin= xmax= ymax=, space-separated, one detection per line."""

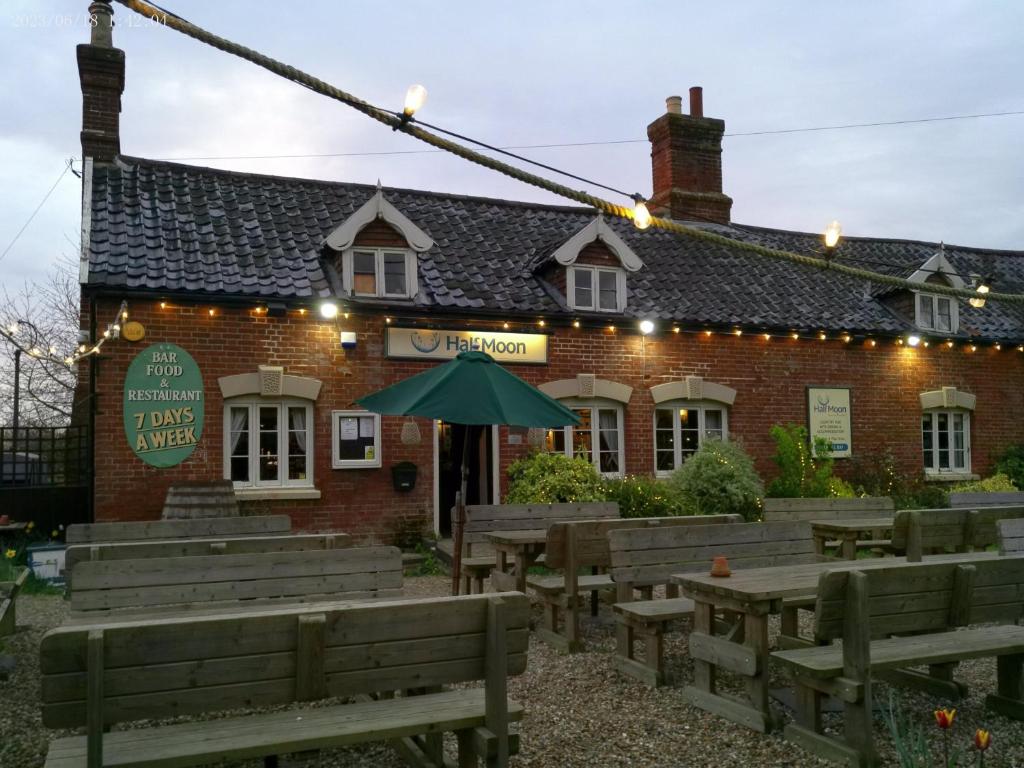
xmin=75 ymin=8 xmax=1024 ymax=538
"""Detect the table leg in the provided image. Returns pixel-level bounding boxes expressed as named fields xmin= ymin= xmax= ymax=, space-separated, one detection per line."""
xmin=744 ymin=613 xmax=772 ymax=721
xmin=841 ymin=534 xmax=857 ymax=561
xmin=813 ymin=534 xmax=826 ymax=556
xmin=692 ymin=599 xmax=716 ymax=694
xmin=514 ymin=548 xmax=528 ymax=593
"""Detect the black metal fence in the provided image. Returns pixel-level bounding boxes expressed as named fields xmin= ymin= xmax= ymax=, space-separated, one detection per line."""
xmin=0 ymin=425 xmax=91 ymax=530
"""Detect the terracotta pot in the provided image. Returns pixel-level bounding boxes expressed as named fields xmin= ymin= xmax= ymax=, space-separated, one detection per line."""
xmin=0 ymin=515 xmax=9 ymax=526
xmin=710 ymin=555 xmax=731 ymax=577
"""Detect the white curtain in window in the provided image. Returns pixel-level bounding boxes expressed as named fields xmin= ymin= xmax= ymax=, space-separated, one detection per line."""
xmin=230 ymin=408 xmax=248 ymax=453
xmin=290 ymin=408 xmax=307 ymax=452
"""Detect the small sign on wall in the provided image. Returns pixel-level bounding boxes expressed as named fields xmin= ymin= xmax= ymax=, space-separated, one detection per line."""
xmin=123 ymin=343 xmax=205 ymax=467
xmin=807 ymin=386 xmax=852 ymax=458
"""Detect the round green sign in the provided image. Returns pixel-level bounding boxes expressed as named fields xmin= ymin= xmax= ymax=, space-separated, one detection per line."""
xmin=123 ymin=343 xmax=204 ymax=468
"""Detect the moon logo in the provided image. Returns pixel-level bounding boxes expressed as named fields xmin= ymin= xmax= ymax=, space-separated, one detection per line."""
xmin=411 ymin=331 xmax=441 ymax=353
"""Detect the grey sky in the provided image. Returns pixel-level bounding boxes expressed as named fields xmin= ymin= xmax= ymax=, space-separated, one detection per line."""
xmin=1 ymin=0 xmax=1022 ymax=294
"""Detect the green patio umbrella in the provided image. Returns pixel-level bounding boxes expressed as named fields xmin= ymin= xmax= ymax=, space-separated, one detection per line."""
xmin=357 ymin=350 xmax=580 ymax=593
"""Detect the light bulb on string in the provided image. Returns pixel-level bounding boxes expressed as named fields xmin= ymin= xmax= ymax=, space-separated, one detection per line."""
xmin=631 ymin=195 xmax=652 ymax=230
xmin=823 ymin=220 xmax=842 ymax=250
xmin=403 ymin=84 xmax=428 ymax=117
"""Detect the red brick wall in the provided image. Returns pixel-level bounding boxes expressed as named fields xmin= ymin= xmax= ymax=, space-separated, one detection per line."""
xmin=83 ymin=297 xmax=1024 ymax=537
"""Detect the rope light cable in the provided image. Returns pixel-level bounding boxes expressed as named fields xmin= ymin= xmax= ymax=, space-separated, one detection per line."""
xmin=113 ymin=0 xmax=1024 ymax=305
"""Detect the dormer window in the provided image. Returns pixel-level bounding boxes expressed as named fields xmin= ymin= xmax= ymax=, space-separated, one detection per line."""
xmin=323 ymin=185 xmax=434 ymax=302
xmin=350 ymin=249 xmax=415 ymax=298
xmin=569 ymin=266 xmax=624 ymax=312
xmin=916 ymin=292 xmax=957 ymax=333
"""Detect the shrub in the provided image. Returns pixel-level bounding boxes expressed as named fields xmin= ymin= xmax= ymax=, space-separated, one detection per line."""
xmin=900 ymin=482 xmax=949 ymax=510
xmin=849 ymin=449 xmax=950 ymax=509
xmin=665 ymin=438 xmax=764 ymax=520
xmin=949 ymin=472 xmax=1018 ymax=493
xmin=766 ymin=423 xmax=848 ymax=498
xmin=505 ymin=451 xmax=607 ymax=503
xmin=604 ymin=475 xmax=684 ymax=518
xmin=995 ymin=444 xmax=1024 ymax=490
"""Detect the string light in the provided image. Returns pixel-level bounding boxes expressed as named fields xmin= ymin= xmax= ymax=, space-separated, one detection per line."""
xmin=608 ymin=324 xmax=616 ymax=332
xmin=867 ymin=339 xmax=877 ymax=347
xmin=995 ymin=343 xmax=1001 ymax=351
xmin=733 ymin=329 xmax=742 ymax=336
xmin=946 ymin=340 xmax=955 ymax=348
xmin=298 ymin=308 xmax=308 ymax=315
xmin=538 ymin=319 xmax=546 ymax=327
xmin=818 ymin=332 xmax=827 ymax=341
xmin=842 ymin=334 xmax=852 ymax=343
xmin=791 ymin=332 xmax=799 ymax=340
xmin=970 ymin=344 xmax=977 ymax=352
xmin=631 ymin=196 xmax=652 ymax=230
xmin=704 ymin=330 xmax=713 ymax=337
xmin=1018 ymin=346 xmax=1024 ymax=352
xmin=673 ymin=326 xmax=680 ymax=334
xmin=385 ymin=317 xmax=392 ymax=324
xmin=207 ymin=308 xmax=216 ymax=317
xmin=763 ymin=333 xmax=771 ymax=341
xmin=572 ymin=320 xmax=580 ymax=329
xmin=160 ymin=301 xmax=167 ymax=309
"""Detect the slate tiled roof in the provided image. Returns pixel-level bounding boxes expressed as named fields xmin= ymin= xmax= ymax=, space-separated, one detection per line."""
xmin=85 ymin=156 xmax=1024 ymax=340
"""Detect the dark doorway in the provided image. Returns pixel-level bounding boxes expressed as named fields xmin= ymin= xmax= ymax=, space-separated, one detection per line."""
xmin=437 ymin=423 xmax=494 ymax=537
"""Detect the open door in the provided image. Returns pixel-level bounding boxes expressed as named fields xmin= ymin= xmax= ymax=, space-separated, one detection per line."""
xmin=436 ymin=423 xmax=495 ymax=537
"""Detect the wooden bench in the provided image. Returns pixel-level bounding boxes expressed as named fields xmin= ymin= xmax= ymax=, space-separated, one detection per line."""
xmin=608 ymin=521 xmax=819 ymax=685
xmin=528 ymin=514 xmax=742 ymax=652
xmin=161 ymin=480 xmax=239 ymax=519
xmin=0 ymin=567 xmax=28 ymax=638
xmin=39 ymin=592 xmax=529 ymax=768
xmin=950 ymin=491 xmax=1024 ymax=508
xmin=67 ymin=546 xmax=402 ymax=621
xmin=456 ymin=502 xmax=619 ymax=594
xmin=999 ymin=518 xmax=1024 ymax=555
xmin=773 ymin=558 xmax=1024 ymax=766
xmin=66 ymin=514 xmax=292 ymax=545
xmin=63 ymin=532 xmax=350 ymax=593
xmin=763 ymin=497 xmax=894 ymax=554
xmin=891 ymin=505 xmax=1024 ymax=561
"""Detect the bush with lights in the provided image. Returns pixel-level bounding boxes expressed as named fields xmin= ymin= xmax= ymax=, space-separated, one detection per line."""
xmin=665 ymin=438 xmax=764 ymax=521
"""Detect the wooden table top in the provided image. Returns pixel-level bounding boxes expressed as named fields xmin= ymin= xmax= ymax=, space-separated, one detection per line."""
xmin=484 ymin=529 xmax=548 ymax=546
xmin=673 ymin=551 xmax=1001 ymax=603
xmin=0 ymin=522 xmax=27 ymax=533
xmin=809 ymin=517 xmax=895 ymax=534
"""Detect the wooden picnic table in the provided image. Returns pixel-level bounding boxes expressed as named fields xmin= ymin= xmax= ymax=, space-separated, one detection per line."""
xmin=486 ymin=529 xmax=548 ymax=593
xmin=0 ymin=521 xmax=27 ymax=535
xmin=809 ymin=516 xmax=894 ymax=559
xmin=672 ymin=550 xmax=999 ymax=733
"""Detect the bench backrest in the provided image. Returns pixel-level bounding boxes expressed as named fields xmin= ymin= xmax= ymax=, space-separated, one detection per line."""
xmin=762 ymin=497 xmax=894 ymax=523
xmin=949 ymin=492 xmax=1024 ymax=508
xmin=64 ymin=533 xmax=351 ymax=591
xmin=608 ymin=521 xmax=815 ymax=588
xmin=998 ymin=518 xmax=1024 ymax=555
xmin=40 ymin=592 xmax=529 ymax=732
xmin=69 ymin=546 xmax=402 ymax=616
xmin=66 ymin=514 xmax=291 ymax=545
xmin=460 ymin=503 xmax=619 ymax=556
xmin=545 ymin=514 xmax=743 ymax=570
xmin=814 ymin=557 xmax=1024 ymax=643
xmin=162 ymin=480 xmax=239 ymax=519
xmin=891 ymin=506 xmax=1024 ymax=559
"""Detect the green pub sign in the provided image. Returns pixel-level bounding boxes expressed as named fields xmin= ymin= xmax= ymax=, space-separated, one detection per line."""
xmin=123 ymin=343 xmax=204 ymax=467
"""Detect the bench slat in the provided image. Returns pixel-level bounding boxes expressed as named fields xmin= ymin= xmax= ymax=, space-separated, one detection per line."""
xmin=43 ymin=689 xmax=525 ymax=768
xmin=774 ymin=625 xmax=1024 ymax=678
xmin=66 ymin=515 xmax=291 ymax=545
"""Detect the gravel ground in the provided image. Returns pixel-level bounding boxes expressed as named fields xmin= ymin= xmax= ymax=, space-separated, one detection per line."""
xmin=2 ymin=577 xmax=1023 ymax=767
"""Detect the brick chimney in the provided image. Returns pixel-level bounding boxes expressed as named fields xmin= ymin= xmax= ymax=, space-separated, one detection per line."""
xmin=647 ymin=87 xmax=732 ymax=224
xmin=77 ymin=1 xmax=124 ymax=164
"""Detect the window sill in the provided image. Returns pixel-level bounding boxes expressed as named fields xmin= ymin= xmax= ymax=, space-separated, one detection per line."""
xmin=923 ymin=473 xmax=978 ymax=484
xmin=233 ymin=487 xmax=321 ymax=501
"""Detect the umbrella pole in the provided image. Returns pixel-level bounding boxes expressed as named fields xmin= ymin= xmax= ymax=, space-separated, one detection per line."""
xmin=450 ymin=425 xmax=472 ymax=596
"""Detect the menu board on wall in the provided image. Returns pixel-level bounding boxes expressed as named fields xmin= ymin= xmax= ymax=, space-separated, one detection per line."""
xmin=807 ymin=386 xmax=852 ymax=458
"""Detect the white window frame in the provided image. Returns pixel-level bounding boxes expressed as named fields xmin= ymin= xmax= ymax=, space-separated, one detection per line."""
xmin=566 ymin=265 xmax=626 ymax=312
xmin=332 ymin=410 xmax=382 ymax=469
xmin=223 ymin=399 xmax=314 ymax=489
xmin=922 ymin=409 xmax=971 ymax=475
xmin=653 ymin=401 xmax=729 ymax=476
xmin=914 ymin=291 xmax=958 ymax=333
xmin=546 ymin=398 xmax=625 ymax=477
xmin=343 ymin=247 xmax=417 ymax=299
